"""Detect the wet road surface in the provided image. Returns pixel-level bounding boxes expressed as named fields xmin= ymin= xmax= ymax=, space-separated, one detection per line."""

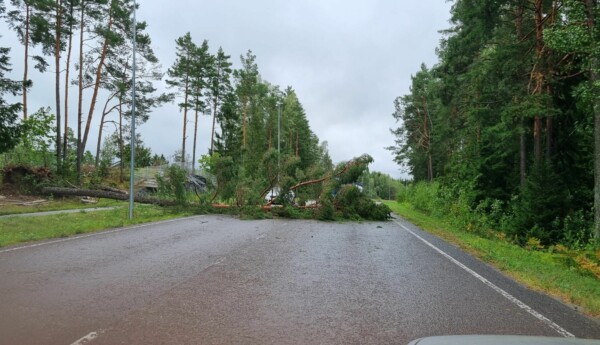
xmin=0 ymin=215 xmax=599 ymax=344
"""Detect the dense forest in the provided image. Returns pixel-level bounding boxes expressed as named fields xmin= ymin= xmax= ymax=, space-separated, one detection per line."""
xmin=390 ymin=0 xmax=600 ymax=245
xmin=0 ymin=0 xmax=391 ymax=219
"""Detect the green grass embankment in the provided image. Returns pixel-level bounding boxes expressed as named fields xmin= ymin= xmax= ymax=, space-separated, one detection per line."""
xmin=0 ymin=198 xmax=124 ymax=216
xmin=384 ymin=200 xmax=600 ymax=318
xmin=0 ymin=202 xmax=193 ymax=247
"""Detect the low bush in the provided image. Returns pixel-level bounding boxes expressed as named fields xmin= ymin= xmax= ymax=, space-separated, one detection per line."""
xmin=156 ymin=165 xmax=188 ymax=206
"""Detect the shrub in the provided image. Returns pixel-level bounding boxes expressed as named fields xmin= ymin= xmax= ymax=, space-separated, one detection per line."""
xmin=156 ymin=165 xmax=188 ymax=206
xmin=315 ymin=198 xmax=336 ymax=221
xmin=271 ymin=205 xmax=311 ymax=219
xmin=333 ymin=184 xmax=391 ymax=221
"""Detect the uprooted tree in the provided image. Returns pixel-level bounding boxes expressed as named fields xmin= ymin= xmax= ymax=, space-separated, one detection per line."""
xmin=201 ymin=152 xmax=391 ymax=220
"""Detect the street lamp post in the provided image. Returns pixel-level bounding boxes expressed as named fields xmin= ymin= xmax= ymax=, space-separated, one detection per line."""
xmin=277 ymin=100 xmax=281 ymax=185
xmin=128 ymin=2 xmax=137 ymax=219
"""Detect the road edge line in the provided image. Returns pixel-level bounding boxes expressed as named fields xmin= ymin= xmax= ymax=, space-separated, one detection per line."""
xmin=70 ymin=330 xmax=102 ymax=345
xmin=394 ymin=219 xmax=575 ymax=338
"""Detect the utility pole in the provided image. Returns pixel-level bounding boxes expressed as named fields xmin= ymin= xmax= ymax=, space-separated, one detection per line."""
xmin=128 ymin=1 xmax=137 ymax=219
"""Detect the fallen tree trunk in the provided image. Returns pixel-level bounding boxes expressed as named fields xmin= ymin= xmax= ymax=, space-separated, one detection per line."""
xmin=41 ymin=187 xmax=177 ymax=206
xmin=289 ymin=155 xmax=368 ymax=191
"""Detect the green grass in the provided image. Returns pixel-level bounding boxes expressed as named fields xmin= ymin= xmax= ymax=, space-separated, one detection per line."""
xmin=0 ymin=204 xmax=193 ymax=247
xmin=0 ymin=198 xmax=125 ymax=216
xmin=384 ymin=200 xmax=600 ymax=318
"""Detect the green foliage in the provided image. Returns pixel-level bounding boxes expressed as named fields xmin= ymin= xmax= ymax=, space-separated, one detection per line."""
xmin=271 ymin=205 xmax=311 ymax=219
xmin=3 ymin=107 xmax=55 ymax=167
xmin=506 ymin=164 xmax=570 ymax=245
xmin=0 ymin=44 xmax=22 ymax=154
xmin=156 ymin=165 xmax=188 ymax=206
xmin=333 ymin=185 xmax=391 ymax=221
xmin=315 ymin=197 xmax=336 ymax=221
xmin=390 ymin=0 xmax=600 ymax=246
xmin=122 ymin=139 xmax=153 ymax=168
xmin=358 ymin=170 xmax=404 ymax=200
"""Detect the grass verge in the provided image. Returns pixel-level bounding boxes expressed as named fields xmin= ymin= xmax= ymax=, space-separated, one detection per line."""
xmin=0 ymin=204 xmax=193 ymax=247
xmin=0 ymin=198 xmax=125 ymax=216
xmin=383 ymin=200 xmax=600 ymax=318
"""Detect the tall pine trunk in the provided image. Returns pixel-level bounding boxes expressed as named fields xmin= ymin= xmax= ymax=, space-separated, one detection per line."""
xmin=76 ymin=1 xmax=85 ymax=182
xmin=210 ymin=66 xmax=221 ymax=154
xmin=532 ymin=0 xmax=544 ymax=165
xmin=182 ymin=71 xmax=189 ymax=164
xmin=55 ymin=0 xmax=63 ymax=171
xmin=63 ymin=0 xmax=74 ymax=161
xmin=81 ymin=6 xmax=113 ymax=154
xmin=516 ymin=2 xmax=527 ymax=188
xmin=422 ymin=96 xmax=433 ymax=182
xmin=192 ymin=106 xmax=198 ymax=174
xmin=95 ymin=94 xmax=115 ymax=168
xmin=243 ymin=96 xmax=247 ymax=148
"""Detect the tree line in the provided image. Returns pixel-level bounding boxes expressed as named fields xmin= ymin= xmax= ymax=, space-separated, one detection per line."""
xmin=0 ymin=0 xmax=333 ymax=194
xmin=0 ymin=0 xmax=168 ymax=181
xmin=390 ymin=0 xmax=600 ymax=245
xmin=0 ymin=0 xmax=390 ymax=218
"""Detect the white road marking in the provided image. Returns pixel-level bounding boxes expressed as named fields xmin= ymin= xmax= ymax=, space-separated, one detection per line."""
xmin=70 ymin=330 xmax=101 ymax=345
xmin=394 ymin=219 xmax=575 ymax=338
xmin=0 ymin=215 xmax=205 ymax=254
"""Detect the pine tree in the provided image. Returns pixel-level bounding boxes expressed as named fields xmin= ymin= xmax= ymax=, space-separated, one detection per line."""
xmin=166 ymin=32 xmax=196 ymax=165
xmin=208 ymin=46 xmax=232 ymax=154
xmin=233 ymin=50 xmax=258 ymax=149
xmin=0 ymin=41 xmax=23 ymax=154
xmin=6 ymin=0 xmax=55 ymax=120
xmin=95 ymin=17 xmax=170 ymax=181
xmin=190 ymin=39 xmax=211 ymax=174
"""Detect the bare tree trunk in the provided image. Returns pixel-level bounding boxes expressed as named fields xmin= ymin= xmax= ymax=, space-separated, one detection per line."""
xmin=81 ymin=7 xmax=113 ymax=153
xmin=242 ymin=96 xmax=247 ymax=148
xmin=289 ymin=157 xmax=366 ymax=191
xmin=54 ymin=0 xmax=63 ymax=172
xmin=422 ymin=97 xmax=433 ymax=182
xmin=76 ymin=1 xmax=85 ymax=183
xmin=41 ymin=187 xmax=177 ymax=206
xmin=546 ymin=113 xmax=553 ymax=160
xmin=210 ymin=66 xmax=220 ymax=154
xmin=595 ymin=76 xmax=600 ymax=239
xmin=268 ymin=125 xmax=272 ymax=150
xmin=532 ymin=0 xmax=544 ymax=166
xmin=182 ymin=76 xmax=189 ymax=164
xmin=95 ymin=98 xmax=113 ymax=167
xmin=23 ymin=4 xmax=30 ymax=120
xmin=516 ymin=3 xmax=527 ymax=188
xmin=520 ymin=117 xmax=527 ymax=187
xmin=192 ymin=106 xmax=198 ymax=174
xmin=119 ymin=100 xmax=124 ymax=182
xmin=427 ymin=153 xmax=433 ymax=182
xmin=63 ymin=0 xmax=74 ymax=161
xmin=210 ymin=97 xmax=218 ymax=154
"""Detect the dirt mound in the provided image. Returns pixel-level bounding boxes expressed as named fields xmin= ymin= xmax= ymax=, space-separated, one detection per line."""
xmin=0 ymin=183 xmax=41 ymax=203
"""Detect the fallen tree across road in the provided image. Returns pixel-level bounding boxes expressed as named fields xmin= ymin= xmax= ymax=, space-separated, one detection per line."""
xmin=41 ymin=187 xmax=177 ymax=206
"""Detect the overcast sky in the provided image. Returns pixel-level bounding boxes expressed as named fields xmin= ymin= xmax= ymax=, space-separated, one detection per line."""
xmin=2 ymin=0 xmax=452 ymax=179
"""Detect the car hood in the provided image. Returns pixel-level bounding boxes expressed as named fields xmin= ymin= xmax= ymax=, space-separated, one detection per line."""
xmin=408 ymin=336 xmax=600 ymax=345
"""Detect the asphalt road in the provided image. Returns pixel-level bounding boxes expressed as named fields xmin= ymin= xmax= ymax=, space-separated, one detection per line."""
xmin=0 ymin=215 xmax=599 ymax=345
